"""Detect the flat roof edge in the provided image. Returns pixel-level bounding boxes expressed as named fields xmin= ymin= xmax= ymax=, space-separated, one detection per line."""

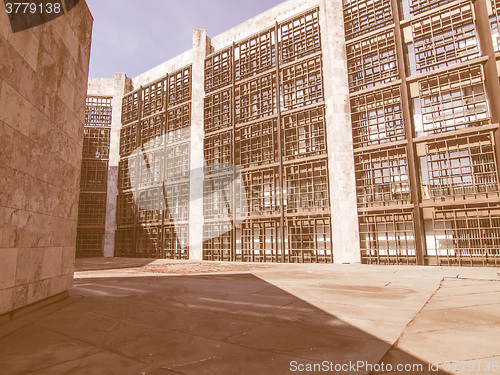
xmin=89 ymin=0 xmax=320 ymax=91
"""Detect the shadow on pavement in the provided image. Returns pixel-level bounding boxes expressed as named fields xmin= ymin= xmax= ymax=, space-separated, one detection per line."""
xmin=0 ymin=273 xmax=450 ymax=375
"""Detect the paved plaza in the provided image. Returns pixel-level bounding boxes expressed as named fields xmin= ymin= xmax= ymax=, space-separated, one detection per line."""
xmin=1 ymin=259 xmax=499 ymax=374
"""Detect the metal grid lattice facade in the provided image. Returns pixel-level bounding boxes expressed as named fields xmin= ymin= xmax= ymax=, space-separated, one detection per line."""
xmin=202 ymin=8 xmax=333 ymax=263
xmin=346 ymin=0 xmax=500 ymax=265
xmin=116 ymin=69 xmax=191 ymax=259
xmin=83 ymin=0 xmax=500 ymax=266
xmin=76 ymin=96 xmax=112 ymax=258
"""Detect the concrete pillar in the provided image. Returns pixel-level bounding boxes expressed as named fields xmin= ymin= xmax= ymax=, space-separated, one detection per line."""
xmin=189 ymin=30 xmax=209 ymax=260
xmin=474 ymin=0 xmax=500 ymax=177
xmin=103 ymin=73 xmax=131 ymax=257
xmin=319 ymin=0 xmax=361 ymax=263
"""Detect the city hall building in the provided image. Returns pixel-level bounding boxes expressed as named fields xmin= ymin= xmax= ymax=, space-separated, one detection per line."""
xmin=78 ymin=0 xmax=500 ymax=266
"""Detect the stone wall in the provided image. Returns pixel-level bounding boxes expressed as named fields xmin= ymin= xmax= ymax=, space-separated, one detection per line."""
xmin=0 ymin=1 xmax=93 ymax=315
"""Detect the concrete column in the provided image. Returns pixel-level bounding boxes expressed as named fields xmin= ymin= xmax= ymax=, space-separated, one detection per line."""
xmin=319 ymin=0 xmax=361 ymax=263
xmin=103 ymin=73 xmax=131 ymax=257
xmin=189 ymin=30 xmax=210 ymax=260
xmin=474 ymin=0 xmax=500 ymax=177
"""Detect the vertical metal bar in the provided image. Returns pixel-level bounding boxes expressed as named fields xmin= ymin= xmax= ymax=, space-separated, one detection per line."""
xmin=161 ymin=75 xmax=168 ymax=259
xmin=231 ymin=43 xmax=237 ymax=262
xmin=390 ymin=0 xmax=426 ymax=265
xmin=314 ymin=218 xmax=319 ymax=263
xmin=324 ymin=119 xmax=335 ymax=264
xmin=375 ymin=218 xmax=381 ymax=264
xmin=432 ymin=210 xmax=439 ymax=265
xmin=131 ymin=89 xmax=143 ymax=257
xmin=274 ymin=23 xmax=286 ymax=263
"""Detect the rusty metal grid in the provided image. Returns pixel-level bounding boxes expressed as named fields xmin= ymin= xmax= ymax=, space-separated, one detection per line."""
xmin=163 ymin=182 xmax=190 ymax=221
xmin=279 ymin=8 xmax=321 ymax=64
xmin=280 ymin=56 xmax=324 ymax=111
xmin=76 ymin=228 xmax=104 ymax=258
xmin=142 ymin=77 xmax=167 ymax=117
xmin=347 ymin=29 xmax=399 ymax=93
xmin=122 ymin=91 xmax=139 ymax=125
xmin=136 ymin=187 xmax=163 ymax=224
xmin=203 ymin=221 xmax=233 ymax=261
xmin=235 ymin=119 xmax=278 ymax=169
xmin=118 ymin=158 xmax=134 ymax=191
xmin=241 ymin=168 xmax=281 ymax=216
xmin=136 ymin=225 xmax=162 ymax=258
xmin=164 ymin=142 xmax=190 ymax=183
xmin=491 ymin=0 xmax=500 ymax=52
xmin=420 ymin=132 xmax=500 ymax=201
xmin=77 ymin=193 xmax=107 ymax=226
xmin=406 ymin=2 xmax=480 ymax=75
xmin=350 ymin=85 xmax=405 ymax=148
xmin=83 ymin=127 xmax=110 ymax=159
xmin=413 ymin=64 xmax=490 ymax=136
xmin=138 ymin=150 xmax=163 ymax=188
xmin=80 ymin=160 xmax=108 ymax=192
xmin=119 ymin=123 xmax=137 ymax=157
xmin=168 ymin=66 xmax=192 ymax=107
xmin=163 ymin=223 xmax=188 ymax=259
xmin=114 ymin=228 xmax=134 ymax=257
xmin=85 ymin=96 xmax=112 ymax=127
xmin=286 ymin=216 xmax=332 ymax=263
xmin=359 ymin=211 xmax=417 ymax=265
xmin=355 ymin=146 xmax=411 ymax=208
xmin=282 ymin=106 xmax=327 ymax=161
xmin=203 ymin=174 xmax=233 ymax=219
xmin=431 ymin=204 xmax=500 ymax=266
xmin=141 ymin=113 xmax=165 ymax=149
xmin=235 ymin=28 xmax=275 ymax=81
xmin=203 ymin=130 xmax=233 ymax=172
xmin=204 ymin=89 xmax=231 ymax=133
xmin=166 ymin=104 xmax=191 ymax=143
xmin=343 ymin=0 xmax=393 ymax=40
xmin=236 ymin=219 xmax=280 ymax=262
xmin=341 ymin=0 xmax=500 ymax=266
xmin=117 ymin=66 xmax=192 ymax=259
xmin=235 ymin=72 xmax=277 ymax=124
xmin=116 ymin=193 xmax=135 ymax=226
xmin=284 ymin=159 xmax=330 ymax=215
xmin=201 ymin=15 xmax=333 ymax=263
xmin=77 ymin=96 xmax=112 ymax=258
xmin=408 ymin=0 xmax=458 ymax=17
xmin=205 ymin=48 xmax=232 ymax=93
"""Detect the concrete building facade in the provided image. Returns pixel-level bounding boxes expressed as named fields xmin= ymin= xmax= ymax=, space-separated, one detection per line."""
xmin=78 ymin=0 xmax=360 ymax=264
xmin=0 ymin=1 xmax=93 ymax=316
xmin=347 ymin=0 xmax=500 ymax=266
xmin=78 ymin=0 xmax=500 ymax=266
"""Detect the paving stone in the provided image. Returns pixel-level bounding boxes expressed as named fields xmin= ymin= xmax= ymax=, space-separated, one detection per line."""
xmin=0 ymin=324 xmax=100 ymax=374
xmin=1 ymin=260 xmax=499 ymax=374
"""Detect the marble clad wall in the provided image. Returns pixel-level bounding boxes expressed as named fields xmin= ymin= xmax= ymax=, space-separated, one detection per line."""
xmin=0 ymin=1 xmax=93 ymax=315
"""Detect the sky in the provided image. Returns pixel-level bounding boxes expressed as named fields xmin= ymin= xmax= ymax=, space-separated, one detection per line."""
xmin=86 ymin=0 xmax=285 ymax=79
